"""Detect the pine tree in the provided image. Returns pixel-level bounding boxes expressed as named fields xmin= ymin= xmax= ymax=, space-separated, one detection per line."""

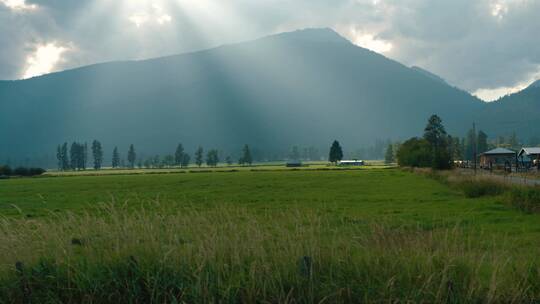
xmin=195 ymin=146 xmax=204 ymax=167
xmin=61 ymin=143 xmax=69 ymax=171
xmin=56 ymin=145 xmax=62 ymax=170
xmin=127 ymin=144 xmax=136 ymax=169
xmin=70 ymin=142 xmax=79 ymax=170
xmin=423 ymin=115 xmax=451 ymax=169
xmin=82 ymin=142 xmax=88 ymax=170
xmin=508 ymin=132 xmax=519 ymax=150
xmin=328 ymin=140 xmax=343 ymax=164
xmin=384 ymin=143 xmax=394 ymax=164
xmin=175 ymin=143 xmax=185 ymax=166
xmin=477 ymin=131 xmax=488 ymax=154
xmin=239 ymin=144 xmax=252 ymax=166
xmin=112 ymin=147 xmax=120 ymax=168
xmin=206 ymin=149 xmax=219 ymax=167
xmin=465 ymin=127 xmax=477 ymax=161
xmin=91 ymin=140 xmax=103 ymax=170
xmin=181 ymin=153 xmax=190 ymax=168
xmin=226 ymin=156 xmax=233 ymax=166
xmin=290 ymin=146 xmax=300 ymax=161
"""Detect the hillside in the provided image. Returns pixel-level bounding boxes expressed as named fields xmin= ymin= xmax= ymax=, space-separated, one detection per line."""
xmin=0 ymin=28 xmax=490 ymax=165
xmin=476 ymin=84 xmax=540 ymax=139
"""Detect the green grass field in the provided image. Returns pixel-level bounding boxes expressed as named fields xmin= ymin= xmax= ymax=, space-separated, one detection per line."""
xmin=0 ymin=168 xmax=539 ymax=302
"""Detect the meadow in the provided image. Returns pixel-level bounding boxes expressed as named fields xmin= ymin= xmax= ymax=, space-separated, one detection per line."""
xmin=0 ymin=168 xmax=539 ymax=302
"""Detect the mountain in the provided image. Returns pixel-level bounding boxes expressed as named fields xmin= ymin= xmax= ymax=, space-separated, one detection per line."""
xmin=0 ymin=28 xmax=504 ymax=166
xmin=476 ymin=82 xmax=540 ymax=138
xmin=528 ymin=79 xmax=540 ymax=89
xmin=410 ymin=66 xmax=448 ymax=85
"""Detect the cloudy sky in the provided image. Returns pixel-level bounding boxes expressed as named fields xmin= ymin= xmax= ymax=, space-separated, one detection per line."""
xmin=1 ymin=0 xmax=539 ymax=101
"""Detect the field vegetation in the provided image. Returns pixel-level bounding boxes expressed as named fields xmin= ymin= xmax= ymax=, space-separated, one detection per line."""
xmin=0 ymin=168 xmax=539 ymax=302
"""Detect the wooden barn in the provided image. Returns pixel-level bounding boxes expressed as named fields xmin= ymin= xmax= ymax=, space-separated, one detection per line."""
xmin=479 ymin=148 xmax=516 ymax=170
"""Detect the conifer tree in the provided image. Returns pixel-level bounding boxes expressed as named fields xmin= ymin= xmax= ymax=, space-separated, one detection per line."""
xmin=384 ymin=143 xmax=394 ymax=164
xmin=61 ymin=143 xmax=69 ymax=171
xmin=175 ymin=143 xmax=185 ymax=166
xmin=91 ymin=140 xmax=103 ymax=170
xmin=127 ymin=144 xmax=136 ymax=169
xmin=181 ymin=153 xmax=190 ymax=168
xmin=112 ymin=147 xmax=120 ymax=168
xmin=239 ymin=144 xmax=252 ymax=166
xmin=328 ymin=140 xmax=343 ymax=164
xmin=195 ymin=146 xmax=204 ymax=167
xmin=56 ymin=145 xmax=62 ymax=170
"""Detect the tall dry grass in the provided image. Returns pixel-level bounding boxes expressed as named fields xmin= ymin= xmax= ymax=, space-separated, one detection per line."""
xmin=0 ymin=201 xmax=538 ymax=303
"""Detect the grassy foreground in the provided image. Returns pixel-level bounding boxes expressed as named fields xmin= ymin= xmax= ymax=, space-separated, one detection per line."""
xmin=0 ymin=169 xmax=539 ymax=302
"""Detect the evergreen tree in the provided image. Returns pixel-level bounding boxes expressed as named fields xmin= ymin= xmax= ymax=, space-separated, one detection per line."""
xmin=195 ymin=146 xmax=204 ymax=167
xmin=508 ymin=132 xmax=519 ymax=150
xmin=328 ymin=140 xmax=343 ymax=164
xmin=206 ymin=149 xmax=219 ymax=167
xmin=92 ymin=140 xmax=103 ymax=170
xmin=181 ymin=153 xmax=190 ymax=168
xmin=164 ymin=155 xmax=175 ymax=167
xmin=175 ymin=143 xmax=185 ymax=166
xmin=61 ymin=143 xmax=69 ymax=171
xmin=82 ymin=142 xmax=88 ymax=170
xmin=465 ymin=127 xmax=477 ymax=161
xmin=127 ymin=144 xmax=136 ymax=169
xmin=477 ymin=131 xmax=488 ymax=154
xmin=226 ymin=156 xmax=233 ymax=166
xmin=239 ymin=144 xmax=252 ymax=166
xmin=56 ymin=145 xmax=62 ymax=170
xmin=290 ymin=146 xmax=300 ymax=161
xmin=112 ymin=147 xmax=120 ymax=168
xmin=384 ymin=143 xmax=394 ymax=164
xmin=423 ymin=115 xmax=451 ymax=169
xmin=70 ymin=142 xmax=79 ymax=170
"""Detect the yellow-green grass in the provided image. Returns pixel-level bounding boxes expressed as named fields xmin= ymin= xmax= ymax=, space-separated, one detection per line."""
xmin=0 ymin=169 xmax=539 ymax=302
xmin=42 ymin=161 xmax=392 ymax=177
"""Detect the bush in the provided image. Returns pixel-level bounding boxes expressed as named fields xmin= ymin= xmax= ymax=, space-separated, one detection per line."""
xmin=13 ymin=167 xmax=30 ymax=176
xmin=456 ymin=179 xmax=508 ymax=198
xmin=397 ymin=138 xmax=432 ymax=168
xmin=11 ymin=167 xmax=45 ymax=177
xmin=0 ymin=165 xmax=12 ymax=176
xmin=507 ymin=187 xmax=540 ymax=213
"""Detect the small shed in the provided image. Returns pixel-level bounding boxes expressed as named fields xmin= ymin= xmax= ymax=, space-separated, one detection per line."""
xmin=338 ymin=160 xmax=365 ymax=166
xmin=518 ymin=147 xmax=540 ymax=168
xmin=286 ymin=161 xmax=303 ymax=167
xmin=479 ymin=148 xmax=516 ymax=169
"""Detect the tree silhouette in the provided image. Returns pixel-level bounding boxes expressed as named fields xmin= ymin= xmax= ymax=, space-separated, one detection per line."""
xmin=328 ymin=140 xmax=343 ymax=164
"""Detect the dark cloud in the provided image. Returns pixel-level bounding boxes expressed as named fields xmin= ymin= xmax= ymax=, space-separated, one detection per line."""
xmin=1 ymin=0 xmax=539 ymax=99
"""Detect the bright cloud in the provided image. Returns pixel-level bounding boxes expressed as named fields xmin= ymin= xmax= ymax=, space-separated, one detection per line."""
xmin=23 ymin=43 xmax=68 ymax=79
xmin=0 ymin=0 xmax=37 ymax=10
xmin=128 ymin=3 xmax=173 ymax=27
xmin=128 ymin=13 xmax=150 ymax=28
xmin=490 ymin=1 xmax=508 ymax=19
xmin=474 ymin=85 xmax=524 ymax=101
xmin=347 ymin=27 xmax=393 ymax=53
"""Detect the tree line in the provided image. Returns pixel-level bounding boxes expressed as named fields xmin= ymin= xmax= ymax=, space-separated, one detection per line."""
xmin=55 ymin=141 xmax=255 ymax=171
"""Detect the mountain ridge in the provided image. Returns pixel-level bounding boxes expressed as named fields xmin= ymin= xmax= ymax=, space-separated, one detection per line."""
xmin=0 ymin=28 xmax=536 ymax=166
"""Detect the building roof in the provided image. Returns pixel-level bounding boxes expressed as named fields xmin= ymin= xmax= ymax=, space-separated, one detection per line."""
xmin=518 ymin=147 xmax=540 ymax=157
xmin=481 ymin=147 xmax=516 ymax=155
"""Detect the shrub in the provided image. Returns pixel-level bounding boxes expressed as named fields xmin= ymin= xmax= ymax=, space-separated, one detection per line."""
xmin=507 ymin=187 xmax=540 ymax=213
xmin=13 ymin=167 xmax=30 ymax=176
xmin=456 ymin=179 xmax=508 ymax=198
xmin=397 ymin=138 xmax=432 ymax=168
xmin=11 ymin=167 xmax=45 ymax=177
xmin=0 ymin=165 xmax=12 ymax=176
